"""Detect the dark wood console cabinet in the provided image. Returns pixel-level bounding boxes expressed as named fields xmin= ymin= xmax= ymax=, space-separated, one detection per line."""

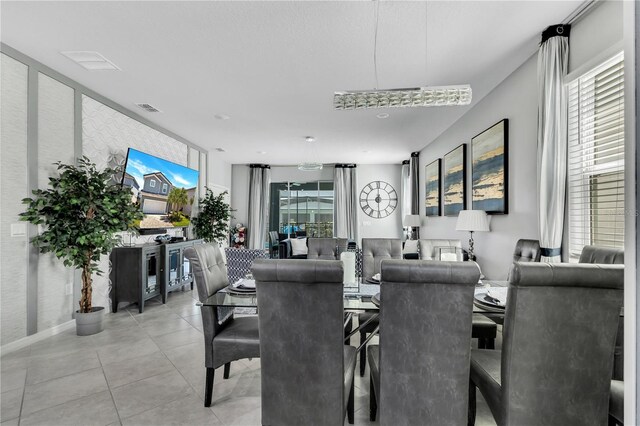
xmin=110 ymin=239 xmax=203 ymax=313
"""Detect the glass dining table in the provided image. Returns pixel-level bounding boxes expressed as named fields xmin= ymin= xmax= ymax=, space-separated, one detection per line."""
xmin=200 ymin=281 xmax=382 ymax=312
xmin=199 ymin=280 xmax=510 ymax=315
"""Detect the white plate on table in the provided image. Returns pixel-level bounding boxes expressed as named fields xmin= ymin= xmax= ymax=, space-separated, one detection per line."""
xmin=474 ymin=287 xmax=507 ymax=312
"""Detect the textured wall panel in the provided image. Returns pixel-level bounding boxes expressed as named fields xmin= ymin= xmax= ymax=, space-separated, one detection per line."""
xmin=81 ymin=95 xmax=194 ymax=311
xmin=37 ymin=73 xmax=75 ymax=331
xmin=0 ymin=54 xmax=29 ymax=345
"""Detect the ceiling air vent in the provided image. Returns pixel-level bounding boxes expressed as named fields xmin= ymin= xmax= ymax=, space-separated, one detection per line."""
xmin=215 ymin=148 xmax=226 ymax=152
xmin=135 ymin=103 xmax=162 ymax=113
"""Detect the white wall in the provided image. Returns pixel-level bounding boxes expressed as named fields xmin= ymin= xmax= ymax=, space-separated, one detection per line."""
xmin=570 ymin=1 xmax=623 ymax=72
xmin=208 ymin=155 xmax=232 ymax=191
xmin=356 ymin=164 xmax=403 ymax=243
xmin=416 ymin=0 xmax=623 ymax=280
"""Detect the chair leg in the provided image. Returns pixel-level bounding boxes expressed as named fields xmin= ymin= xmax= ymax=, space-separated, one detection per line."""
xmin=223 ymin=362 xmax=231 ymax=379
xmin=205 ymin=367 xmax=215 ymax=407
xmin=347 ymin=378 xmax=355 ymax=424
xmin=369 ymin=373 xmax=378 ymax=421
xmin=468 ymin=381 xmax=476 ymax=426
xmin=360 ymin=330 xmax=367 ymax=377
xmin=486 ymin=338 xmax=495 ymax=350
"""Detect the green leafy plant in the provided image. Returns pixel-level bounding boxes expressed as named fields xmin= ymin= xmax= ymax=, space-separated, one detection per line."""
xmin=192 ymin=188 xmax=233 ymax=244
xmin=20 ymin=157 xmax=143 ymax=313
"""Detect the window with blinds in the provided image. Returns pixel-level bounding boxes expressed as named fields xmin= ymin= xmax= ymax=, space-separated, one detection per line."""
xmin=567 ymin=52 xmax=624 ymax=259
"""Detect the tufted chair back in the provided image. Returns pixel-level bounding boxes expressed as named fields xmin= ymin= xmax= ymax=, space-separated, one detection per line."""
xmin=579 ymin=245 xmax=624 ymax=265
xmin=361 ymin=238 xmax=402 ymax=279
xmin=512 ymin=239 xmax=542 ymax=262
xmin=307 ymin=238 xmax=348 ymax=260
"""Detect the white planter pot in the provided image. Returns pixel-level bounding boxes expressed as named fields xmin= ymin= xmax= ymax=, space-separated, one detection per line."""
xmin=75 ymin=306 xmax=105 ymax=336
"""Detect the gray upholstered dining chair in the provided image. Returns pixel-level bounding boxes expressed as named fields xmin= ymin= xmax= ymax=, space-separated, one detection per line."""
xmin=306 ymin=237 xmax=348 ymax=260
xmin=252 ymin=259 xmax=356 ymax=425
xmin=358 ymin=238 xmax=403 ymax=376
xmin=184 ymin=244 xmax=260 ymax=407
xmin=579 ymin=245 xmax=624 ymax=425
xmin=469 ymin=262 xmax=624 ymax=426
xmin=512 ymin=239 xmax=542 ymax=262
xmin=417 ymin=238 xmax=497 ymax=349
xmin=368 ymin=260 xmax=480 ymax=424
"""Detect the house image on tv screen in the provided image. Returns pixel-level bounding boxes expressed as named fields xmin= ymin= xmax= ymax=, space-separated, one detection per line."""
xmin=140 ymin=172 xmax=173 ymax=214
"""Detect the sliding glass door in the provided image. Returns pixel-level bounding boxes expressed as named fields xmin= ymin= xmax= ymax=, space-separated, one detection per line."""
xmin=269 ymin=181 xmax=334 ymax=238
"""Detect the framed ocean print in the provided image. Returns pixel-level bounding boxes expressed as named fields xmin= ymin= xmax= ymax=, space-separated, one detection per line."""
xmin=471 ymin=119 xmax=509 ymax=214
xmin=424 ymin=159 xmax=441 ymax=216
xmin=443 ymin=144 xmax=466 ymax=216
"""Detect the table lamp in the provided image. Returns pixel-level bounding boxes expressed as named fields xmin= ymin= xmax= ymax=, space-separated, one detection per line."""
xmin=455 ymin=210 xmax=490 ymax=261
xmin=403 ymin=214 xmax=421 ymax=240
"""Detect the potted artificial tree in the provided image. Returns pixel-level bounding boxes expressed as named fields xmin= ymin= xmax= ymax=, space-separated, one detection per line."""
xmin=192 ymin=188 xmax=233 ymax=244
xmin=20 ymin=157 xmax=142 ymax=336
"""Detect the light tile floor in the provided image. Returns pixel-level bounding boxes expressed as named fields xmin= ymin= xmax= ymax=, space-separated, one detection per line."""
xmin=0 ymin=290 xmax=498 ymax=426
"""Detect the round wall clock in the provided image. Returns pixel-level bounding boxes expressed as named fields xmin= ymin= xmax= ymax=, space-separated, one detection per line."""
xmin=359 ymin=181 xmax=398 ymax=219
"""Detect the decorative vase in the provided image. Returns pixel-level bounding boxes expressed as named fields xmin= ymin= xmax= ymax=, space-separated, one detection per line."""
xmin=75 ymin=306 xmax=105 ymax=336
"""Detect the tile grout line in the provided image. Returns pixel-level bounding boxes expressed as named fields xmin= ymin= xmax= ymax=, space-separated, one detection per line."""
xmin=96 ymin=351 xmax=124 ymax=426
xmin=16 ymin=351 xmax=29 ymax=426
xmin=159 ymin=323 xmax=226 ymax=425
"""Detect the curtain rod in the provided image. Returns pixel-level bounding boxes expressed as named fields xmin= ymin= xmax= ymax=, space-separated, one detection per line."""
xmin=563 ymin=0 xmax=598 ymax=25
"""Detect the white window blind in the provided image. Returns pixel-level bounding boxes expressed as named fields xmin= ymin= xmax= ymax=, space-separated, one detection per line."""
xmin=567 ymin=52 xmax=624 ymax=259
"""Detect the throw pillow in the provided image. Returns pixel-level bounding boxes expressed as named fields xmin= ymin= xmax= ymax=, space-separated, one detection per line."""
xmin=290 ymin=238 xmax=308 ymax=256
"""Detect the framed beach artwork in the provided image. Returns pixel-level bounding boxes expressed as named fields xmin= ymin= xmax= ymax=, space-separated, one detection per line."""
xmin=443 ymin=144 xmax=467 ymax=216
xmin=471 ymin=119 xmax=509 ymax=214
xmin=424 ymin=159 xmax=441 ymax=216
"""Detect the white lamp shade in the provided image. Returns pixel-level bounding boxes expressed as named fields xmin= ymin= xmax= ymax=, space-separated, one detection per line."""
xmin=455 ymin=210 xmax=490 ymax=232
xmin=403 ymin=214 xmax=421 ymax=227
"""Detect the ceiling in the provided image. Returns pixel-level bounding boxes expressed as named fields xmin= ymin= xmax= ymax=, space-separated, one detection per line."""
xmin=1 ymin=1 xmax=583 ymax=165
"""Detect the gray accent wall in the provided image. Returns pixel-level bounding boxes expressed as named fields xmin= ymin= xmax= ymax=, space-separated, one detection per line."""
xmin=0 ymin=45 xmax=224 ymax=346
xmin=0 ymin=53 xmax=29 ymax=346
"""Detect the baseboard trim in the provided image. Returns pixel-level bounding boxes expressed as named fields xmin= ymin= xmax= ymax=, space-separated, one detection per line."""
xmin=1 ymin=320 xmax=76 ymax=355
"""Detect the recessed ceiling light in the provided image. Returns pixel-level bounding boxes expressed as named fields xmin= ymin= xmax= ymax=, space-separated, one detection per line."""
xmin=362 ymin=150 xmax=370 ymax=153
xmin=376 ymin=113 xmax=390 ymax=119
xmin=214 ymin=114 xmax=230 ymax=120
xmin=60 ymin=51 xmax=120 ymax=71
xmin=257 ymin=151 xmax=267 ymax=154
xmin=305 ymin=136 xmax=315 ymax=143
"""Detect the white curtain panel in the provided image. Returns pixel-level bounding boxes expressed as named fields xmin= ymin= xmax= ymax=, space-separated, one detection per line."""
xmin=537 ymin=25 xmax=570 ymax=262
xmin=247 ymin=165 xmax=271 ymax=250
xmin=400 ymin=161 xmax=411 ymax=222
xmin=334 ymin=165 xmax=358 ymax=240
xmin=400 ymin=153 xmax=420 ymax=222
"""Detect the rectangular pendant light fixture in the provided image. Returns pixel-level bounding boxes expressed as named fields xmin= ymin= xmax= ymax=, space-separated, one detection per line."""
xmin=333 ymin=84 xmax=472 ymax=110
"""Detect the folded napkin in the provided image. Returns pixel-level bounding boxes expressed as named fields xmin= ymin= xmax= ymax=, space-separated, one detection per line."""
xmin=233 ymin=279 xmax=256 ymax=290
xmin=486 ymin=287 xmax=507 ymax=306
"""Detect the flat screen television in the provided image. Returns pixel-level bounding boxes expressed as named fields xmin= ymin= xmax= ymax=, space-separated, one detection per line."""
xmin=121 ymin=148 xmax=200 ymax=233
